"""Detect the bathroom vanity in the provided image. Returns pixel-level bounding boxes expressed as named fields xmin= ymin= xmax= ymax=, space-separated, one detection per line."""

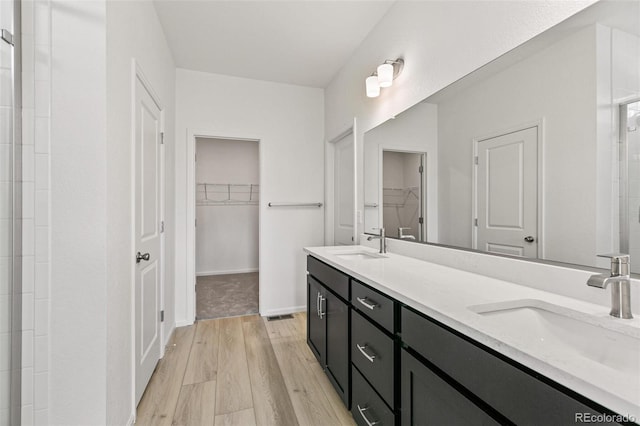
xmin=305 ymin=246 xmax=640 ymax=426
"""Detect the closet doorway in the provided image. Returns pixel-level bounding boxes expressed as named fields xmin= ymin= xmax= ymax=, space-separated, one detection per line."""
xmin=195 ymin=137 xmax=260 ymax=320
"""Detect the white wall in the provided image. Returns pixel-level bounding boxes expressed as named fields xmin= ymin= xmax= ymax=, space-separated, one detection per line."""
xmin=175 ymin=69 xmax=324 ymax=322
xmin=323 ymin=0 xmax=595 ymax=240
xmin=49 ymin=0 xmax=177 ymax=424
xmin=436 ymin=25 xmax=598 ymax=266
xmin=50 ymin=1 xmax=107 ymax=423
xmin=106 ymin=0 xmax=176 ymax=424
xmin=196 ymin=138 xmax=259 ymax=275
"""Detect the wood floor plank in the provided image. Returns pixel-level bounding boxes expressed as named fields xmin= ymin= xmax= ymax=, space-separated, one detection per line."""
xmin=263 ymin=314 xmax=302 ymax=341
xmin=306 ymin=349 xmax=356 ymax=426
xmin=292 ymin=312 xmax=308 ymax=338
xmin=242 ymin=316 xmax=299 ymax=426
xmin=172 ymin=381 xmax=216 ymax=426
xmin=214 ymin=408 xmax=257 ymax=426
xmin=269 ymin=334 xmax=346 ymax=426
xmin=183 ymin=319 xmax=220 ymax=385
xmin=215 ymin=317 xmax=253 ymax=415
xmin=136 ymin=325 xmax=196 ymax=426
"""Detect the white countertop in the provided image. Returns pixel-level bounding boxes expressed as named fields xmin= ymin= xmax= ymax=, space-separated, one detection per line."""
xmin=304 ymin=245 xmax=640 ymax=421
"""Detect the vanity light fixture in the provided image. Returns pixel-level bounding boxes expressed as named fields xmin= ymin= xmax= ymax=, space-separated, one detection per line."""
xmin=366 ymin=74 xmax=380 ymax=98
xmin=365 ymin=58 xmax=404 ymax=98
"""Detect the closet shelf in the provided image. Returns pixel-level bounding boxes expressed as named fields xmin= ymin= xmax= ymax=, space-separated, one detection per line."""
xmin=196 ymin=183 xmax=259 ymax=206
xmin=383 ymin=186 xmax=419 ymax=208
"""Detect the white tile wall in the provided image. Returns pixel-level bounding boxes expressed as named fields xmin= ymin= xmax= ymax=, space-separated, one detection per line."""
xmin=22 ymin=0 xmax=51 ymax=424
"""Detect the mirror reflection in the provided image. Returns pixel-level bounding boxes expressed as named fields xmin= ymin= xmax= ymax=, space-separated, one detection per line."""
xmin=363 ymin=1 xmax=640 ymax=272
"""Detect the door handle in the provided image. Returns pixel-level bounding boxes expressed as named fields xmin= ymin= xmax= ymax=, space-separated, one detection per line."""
xmin=524 ymin=236 xmax=535 ymax=243
xmin=319 ymin=295 xmax=326 ymax=319
xmin=136 ymin=252 xmax=150 ymax=263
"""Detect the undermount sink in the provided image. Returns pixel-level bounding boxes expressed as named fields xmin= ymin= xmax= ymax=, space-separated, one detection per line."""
xmin=468 ymin=299 xmax=640 ymax=376
xmin=329 ymin=249 xmax=387 ymax=260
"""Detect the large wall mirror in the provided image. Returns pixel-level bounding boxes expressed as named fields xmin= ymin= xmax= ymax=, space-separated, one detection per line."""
xmin=363 ymin=0 xmax=640 ymax=273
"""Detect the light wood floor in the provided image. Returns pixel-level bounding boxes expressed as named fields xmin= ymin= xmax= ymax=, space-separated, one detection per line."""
xmin=136 ymin=312 xmax=355 ymax=426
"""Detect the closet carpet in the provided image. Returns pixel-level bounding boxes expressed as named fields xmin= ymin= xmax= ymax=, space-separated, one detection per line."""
xmin=196 ymin=272 xmax=259 ymax=320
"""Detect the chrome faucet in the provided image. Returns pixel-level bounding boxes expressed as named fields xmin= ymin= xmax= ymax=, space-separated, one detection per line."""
xmin=398 ymin=227 xmax=416 ymax=240
xmin=367 ymin=228 xmax=386 ymax=254
xmin=587 ymin=254 xmax=633 ymax=319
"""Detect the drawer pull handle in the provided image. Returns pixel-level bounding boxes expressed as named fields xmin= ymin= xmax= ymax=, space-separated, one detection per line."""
xmin=357 ymin=296 xmax=378 ymax=310
xmin=357 ymin=405 xmax=379 ymax=426
xmin=357 ymin=344 xmax=376 ymax=363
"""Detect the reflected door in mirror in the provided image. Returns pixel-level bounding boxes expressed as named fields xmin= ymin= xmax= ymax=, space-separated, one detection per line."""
xmin=475 ymin=126 xmax=538 ymax=257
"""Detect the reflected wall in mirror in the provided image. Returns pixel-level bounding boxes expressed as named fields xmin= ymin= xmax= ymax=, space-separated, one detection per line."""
xmin=363 ymin=0 xmax=640 ymax=272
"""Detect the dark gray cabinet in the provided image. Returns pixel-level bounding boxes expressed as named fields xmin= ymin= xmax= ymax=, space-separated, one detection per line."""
xmin=352 ymin=366 xmax=395 ymax=426
xmin=401 ymin=306 xmax=621 ymax=426
xmin=306 ymin=260 xmax=350 ymax=406
xmin=351 ymin=310 xmax=395 ymax=408
xmin=401 ymin=349 xmax=501 ymax=426
xmin=325 ymin=289 xmax=349 ymax=403
xmin=307 ymin=276 xmax=326 ymax=364
xmin=307 ymin=255 xmax=625 ymax=426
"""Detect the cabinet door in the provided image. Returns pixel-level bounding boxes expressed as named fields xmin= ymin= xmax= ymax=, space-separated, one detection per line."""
xmin=325 ymin=290 xmax=350 ymax=406
xmin=401 ymin=350 xmax=500 ymax=426
xmin=307 ymin=276 xmax=326 ymax=365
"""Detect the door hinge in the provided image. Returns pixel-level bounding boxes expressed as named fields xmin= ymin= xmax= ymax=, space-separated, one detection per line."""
xmin=160 ymin=132 xmax=164 ymax=144
xmin=160 ymin=221 xmax=165 ymax=233
xmin=474 ymin=156 xmax=478 ymax=165
xmin=418 ymin=165 xmax=424 ymax=174
xmin=160 ymin=310 xmax=164 ymax=322
xmin=1 ymin=29 xmax=14 ymax=46
xmin=418 ymin=217 xmax=424 ymax=224
xmin=474 ymin=218 xmax=478 ymax=226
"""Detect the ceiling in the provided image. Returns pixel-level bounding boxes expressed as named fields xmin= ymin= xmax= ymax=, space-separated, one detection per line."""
xmin=153 ymin=0 xmax=395 ymax=88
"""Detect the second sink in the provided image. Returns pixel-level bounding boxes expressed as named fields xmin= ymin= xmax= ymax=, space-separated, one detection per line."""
xmin=468 ymin=299 xmax=640 ymax=377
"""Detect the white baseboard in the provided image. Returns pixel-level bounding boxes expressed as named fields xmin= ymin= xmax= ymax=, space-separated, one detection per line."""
xmin=261 ymin=305 xmax=306 ymax=317
xmin=196 ymin=267 xmax=259 ymax=277
xmin=127 ymin=412 xmax=135 ymax=426
xmin=163 ymin=324 xmax=176 ymax=348
xmin=175 ymin=319 xmax=195 ymax=327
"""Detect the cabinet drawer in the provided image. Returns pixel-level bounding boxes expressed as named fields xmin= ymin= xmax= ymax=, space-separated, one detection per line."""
xmin=401 ymin=307 xmax=617 ymax=426
xmin=308 ymin=256 xmax=349 ymax=300
xmin=401 ymin=349 xmax=500 ymax=426
xmin=352 ymin=366 xmax=395 ymax=426
xmin=351 ymin=280 xmax=395 ymax=333
xmin=352 ymin=310 xmax=395 ymax=408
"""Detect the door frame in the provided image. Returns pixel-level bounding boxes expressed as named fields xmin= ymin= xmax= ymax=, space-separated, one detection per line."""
xmin=471 ymin=119 xmax=544 ymax=257
xmin=377 ymin=146 xmax=429 ymax=242
xmin=326 ymin=124 xmax=357 ymax=246
xmin=186 ymin=130 xmax=262 ymax=323
xmin=130 ymin=59 xmax=166 ymax=415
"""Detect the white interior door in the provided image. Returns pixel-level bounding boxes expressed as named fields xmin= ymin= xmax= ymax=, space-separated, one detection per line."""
xmin=134 ymin=76 xmax=163 ymax=404
xmin=476 ymin=126 xmax=538 ymax=257
xmin=334 ymin=133 xmax=354 ymax=245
